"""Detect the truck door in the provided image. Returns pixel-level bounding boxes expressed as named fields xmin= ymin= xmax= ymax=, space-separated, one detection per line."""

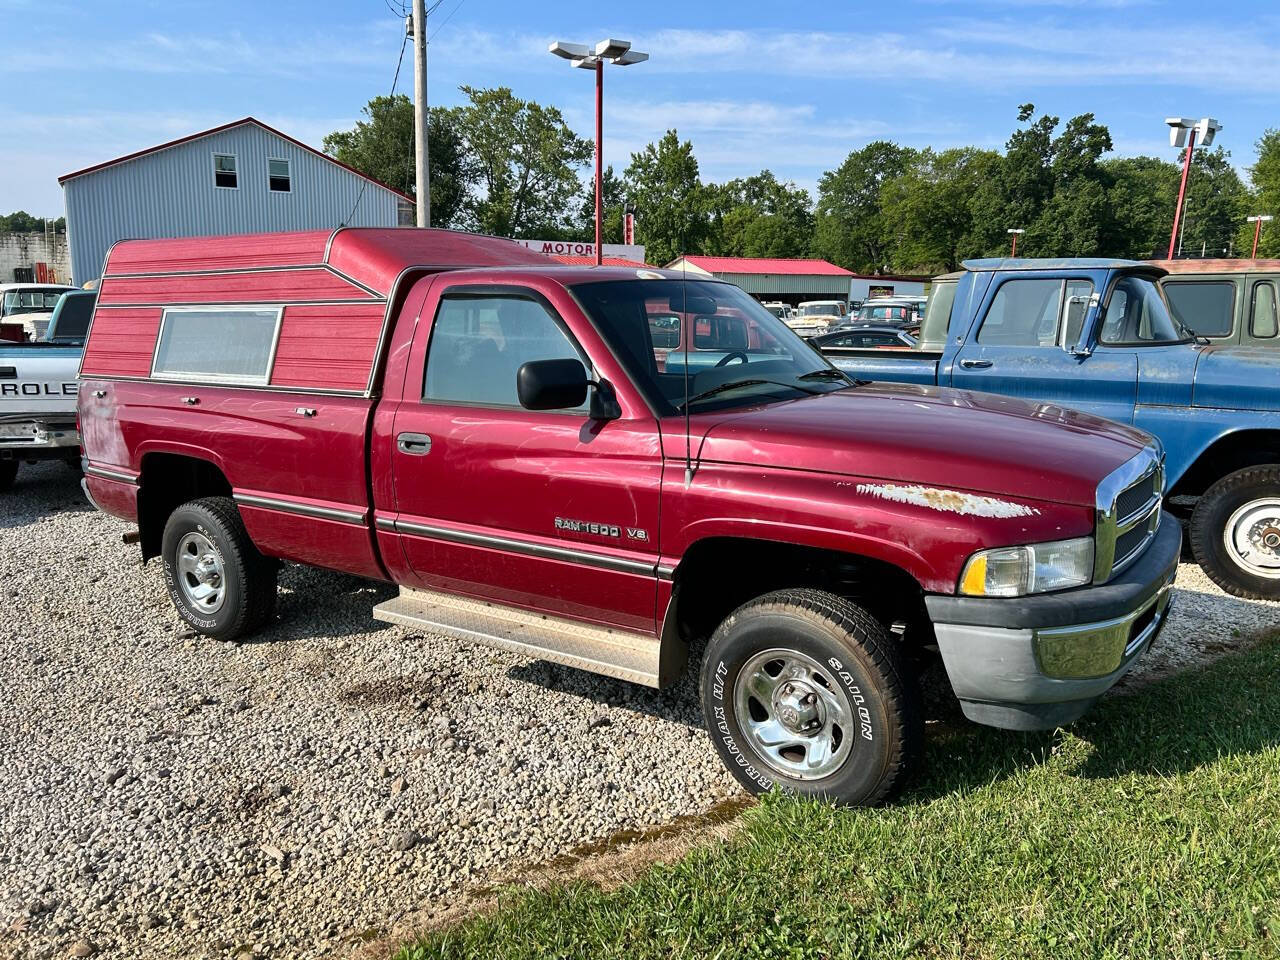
xmin=951 ymin=274 xmax=1138 ymax=425
xmin=382 ymin=280 xmax=663 ymax=633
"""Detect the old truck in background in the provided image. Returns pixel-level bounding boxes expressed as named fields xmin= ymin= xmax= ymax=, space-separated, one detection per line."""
xmin=822 ymin=258 xmax=1280 ymax=600
xmin=0 ymin=289 xmax=93 ymax=490
xmin=1154 ymin=259 xmax=1280 ymax=347
xmin=79 ymin=229 xmax=1179 ymax=806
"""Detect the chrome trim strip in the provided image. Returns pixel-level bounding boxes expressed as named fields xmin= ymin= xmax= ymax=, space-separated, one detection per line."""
xmin=95 ymin=298 xmax=384 ymax=309
xmin=656 ymin=564 xmax=676 ymax=581
xmin=391 ymin=518 xmax=657 ymax=577
xmin=233 ymin=492 xmax=367 ymax=525
xmin=85 ymin=464 xmax=138 ymax=485
xmin=98 ymin=264 xmax=384 ymax=298
xmin=374 ymin=515 xmax=396 ymax=531
xmin=75 ymin=374 xmax=366 ymax=398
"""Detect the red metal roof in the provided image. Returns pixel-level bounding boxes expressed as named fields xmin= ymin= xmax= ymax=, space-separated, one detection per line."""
xmin=57 ymin=117 xmax=416 ymax=203
xmin=675 ymin=255 xmax=853 ymax=277
xmin=550 ymin=254 xmax=649 ymax=267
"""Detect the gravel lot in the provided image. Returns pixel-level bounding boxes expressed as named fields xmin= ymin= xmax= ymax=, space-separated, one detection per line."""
xmin=2 ymin=461 xmax=1277 ymax=960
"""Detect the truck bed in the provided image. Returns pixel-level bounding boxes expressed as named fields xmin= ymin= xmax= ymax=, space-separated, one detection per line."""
xmin=824 ymin=348 xmax=941 ymax=386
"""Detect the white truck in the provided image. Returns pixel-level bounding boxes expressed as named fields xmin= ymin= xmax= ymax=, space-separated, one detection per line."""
xmin=0 ymin=290 xmax=90 ymax=491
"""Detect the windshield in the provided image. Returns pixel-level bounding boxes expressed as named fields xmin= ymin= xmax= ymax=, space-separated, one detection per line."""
xmin=571 ymin=279 xmax=849 ymax=416
xmin=2 ymin=289 xmax=68 ymax=316
xmin=801 ymin=303 xmax=841 ymax=317
xmin=858 ymin=304 xmax=909 ymax=321
xmin=1098 ymin=274 xmax=1193 ymax=346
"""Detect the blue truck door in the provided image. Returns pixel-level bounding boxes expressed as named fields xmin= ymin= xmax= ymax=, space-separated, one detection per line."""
xmin=951 ymin=273 xmax=1138 ymax=424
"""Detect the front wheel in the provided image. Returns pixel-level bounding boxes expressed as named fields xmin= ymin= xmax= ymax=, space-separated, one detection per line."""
xmin=161 ymin=497 xmax=278 ymax=641
xmin=0 ymin=460 xmax=17 ymax=492
xmin=1190 ymin=465 xmax=1280 ymax=600
xmin=700 ymin=588 xmax=922 ymax=807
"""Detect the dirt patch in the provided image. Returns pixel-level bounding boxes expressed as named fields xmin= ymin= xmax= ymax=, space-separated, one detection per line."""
xmin=338 ymin=678 xmax=436 ymax=709
xmin=352 ymin=795 xmax=753 ymax=959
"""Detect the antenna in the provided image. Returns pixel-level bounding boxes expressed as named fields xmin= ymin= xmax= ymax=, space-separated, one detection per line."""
xmin=681 ymin=254 xmax=693 ymax=487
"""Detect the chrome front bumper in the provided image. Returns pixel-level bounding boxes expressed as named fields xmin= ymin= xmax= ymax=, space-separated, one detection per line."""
xmin=925 ymin=518 xmax=1181 ymax=731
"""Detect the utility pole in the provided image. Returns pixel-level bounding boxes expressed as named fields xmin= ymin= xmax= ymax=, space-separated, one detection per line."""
xmin=410 ymin=0 xmax=430 ymax=227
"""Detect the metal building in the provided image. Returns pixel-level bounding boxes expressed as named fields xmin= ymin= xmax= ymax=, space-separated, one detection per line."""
xmin=59 ymin=117 xmax=413 ymax=284
xmin=665 ymin=255 xmax=926 ymax=306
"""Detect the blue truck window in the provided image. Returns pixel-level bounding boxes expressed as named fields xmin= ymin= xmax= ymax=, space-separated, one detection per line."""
xmin=1252 ymin=282 xmax=1278 ymax=339
xmin=978 ymin=278 xmax=1063 ymax=347
xmin=1165 ymin=281 xmax=1235 ymax=338
xmin=1099 ymin=275 xmax=1185 ymax=345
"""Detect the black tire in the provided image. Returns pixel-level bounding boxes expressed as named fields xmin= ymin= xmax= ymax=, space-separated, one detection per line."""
xmin=1190 ymin=465 xmax=1280 ymax=600
xmin=0 ymin=460 xmax=16 ymax=493
xmin=700 ymin=588 xmax=922 ymax=807
xmin=161 ymin=497 xmax=277 ymax=641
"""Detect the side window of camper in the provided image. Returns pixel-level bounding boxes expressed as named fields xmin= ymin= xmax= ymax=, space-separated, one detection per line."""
xmin=153 ymin=308 xmax=282 ymax=383
xmin=1251 ymin=281 xmax=1278 ymax=339
xmin=423 ymin=294 xmax=588 ymax=410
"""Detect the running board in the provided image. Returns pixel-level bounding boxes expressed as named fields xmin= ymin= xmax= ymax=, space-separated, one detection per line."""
xmin=372 ymin=587 xmax=669 ymax=687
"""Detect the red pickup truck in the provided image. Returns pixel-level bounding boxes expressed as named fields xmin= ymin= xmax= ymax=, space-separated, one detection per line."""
xmin=79 ymin=228 xmax=1180 ymax=806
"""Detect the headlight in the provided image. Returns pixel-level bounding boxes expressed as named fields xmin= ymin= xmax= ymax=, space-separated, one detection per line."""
xmin=959 ymin=537 xmax=1094 ymax=597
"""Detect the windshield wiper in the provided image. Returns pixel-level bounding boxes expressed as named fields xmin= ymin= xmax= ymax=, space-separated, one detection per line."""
xmin=797 ymin=368 xmax=851 ymax=383
xmin=679 ymin=378 xmax=824 ymax=410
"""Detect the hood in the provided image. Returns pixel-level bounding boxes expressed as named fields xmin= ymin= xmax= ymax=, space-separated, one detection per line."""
xmin=694 ymin=383 xmax=1152 ymax=508
xmin=1193 ymin=345 xmax=1280 ymax=412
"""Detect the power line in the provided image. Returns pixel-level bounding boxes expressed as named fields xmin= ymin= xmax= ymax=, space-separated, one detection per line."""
xmin=344 ymin=31 xmax=410 ymax=227
xmin=429 ymin=0 xmax=466 ymax=40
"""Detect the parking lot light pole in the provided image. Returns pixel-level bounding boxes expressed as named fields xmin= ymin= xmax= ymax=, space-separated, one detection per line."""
xmin=1165 ymin=117 xmax=1222 ymax=259
xmin=1248 ymin=215 xmax=1273 ymax=258
xmin=1007 ymin=228 xmax=1025 ymax=257
xmin=549 ymin=39 xmax=649 ymax=266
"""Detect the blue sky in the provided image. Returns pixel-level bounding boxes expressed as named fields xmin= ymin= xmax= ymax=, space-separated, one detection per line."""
xmin=4 ymin=0 xmax=1279 ymax=217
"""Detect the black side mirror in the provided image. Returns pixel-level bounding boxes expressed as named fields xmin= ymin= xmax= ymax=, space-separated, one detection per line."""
xmin=517 ymin=358 xmax=589 ymax=411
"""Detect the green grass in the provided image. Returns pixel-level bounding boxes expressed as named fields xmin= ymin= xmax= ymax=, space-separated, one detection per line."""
xmin=396 ymin=640 xmax=1280 ymax=960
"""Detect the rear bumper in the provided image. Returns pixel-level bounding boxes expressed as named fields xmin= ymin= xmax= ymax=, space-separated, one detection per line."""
xmin=0 ymin=418 xmax=81 ymax=459
xmin=925 ymin=518 xmax=1182 ymax=731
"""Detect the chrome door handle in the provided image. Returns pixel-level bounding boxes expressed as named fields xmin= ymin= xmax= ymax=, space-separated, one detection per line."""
xmin=181 ymin=396 xmax=200 ymax=405
xmin=294 ymin=407 xmax=317 ymax=418
xmin=959 ymin=359 xmax=993 ymax=369
xmin=92 ymin=390 xmax=106 ymax=399
xmin=397 ymin=432 xmax=432 ymax=455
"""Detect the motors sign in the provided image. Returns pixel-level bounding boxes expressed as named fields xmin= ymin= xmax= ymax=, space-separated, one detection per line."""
xmin=509 ymin=239 xmax=646 ymax=264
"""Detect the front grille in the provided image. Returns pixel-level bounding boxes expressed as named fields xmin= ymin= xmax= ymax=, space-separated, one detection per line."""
xmin=1095 ymin=449 xmax=1164 ymax=582
xmin=1116 ymin=470 xmax=1161 ymax=524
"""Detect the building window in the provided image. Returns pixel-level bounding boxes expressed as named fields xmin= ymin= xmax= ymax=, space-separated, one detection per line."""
xmin=268 ymin=158 xmax=291 ymax=193
xmin=153 ymin=307 xmax=282 ymax=384
xmin=213 ymin=153 xmax=238 ymax=189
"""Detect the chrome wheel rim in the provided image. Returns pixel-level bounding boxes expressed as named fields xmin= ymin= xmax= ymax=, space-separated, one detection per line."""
xmin=733 ymin=648 xmax=854 ymax=781
xmin=176 ymin=531 xmax=227 ymax=613
xmin=1224 ymin=498 xmax=1280 ymax=579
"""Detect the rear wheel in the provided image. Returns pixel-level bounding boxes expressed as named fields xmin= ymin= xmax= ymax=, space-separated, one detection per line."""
xmin=1190 ymin=465 xmax=1280 ymax=600
xmin=0 ymin=460 xmax=17 ymax=492
xmin=161 ymin=497 xmax=277 ymax=641
xmin=700 ymin=588 xmax=922 ymax=807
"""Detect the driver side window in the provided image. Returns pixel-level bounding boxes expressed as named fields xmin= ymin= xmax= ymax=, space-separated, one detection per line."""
xmin=423 ymin=293 xmax=588 ymax=411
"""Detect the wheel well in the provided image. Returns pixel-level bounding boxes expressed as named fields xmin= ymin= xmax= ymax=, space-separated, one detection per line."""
xmin=665 ymin=537 xmax=931 ymax=654
xmin=1170 ymin=431 xmax=1280 ymax=499
xmin=137 ymin=453 xmax=232 ymax=561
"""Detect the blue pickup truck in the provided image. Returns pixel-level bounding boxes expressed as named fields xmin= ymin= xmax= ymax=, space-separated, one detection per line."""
xmin=824 ymin=258 xmax=1280 ymax=601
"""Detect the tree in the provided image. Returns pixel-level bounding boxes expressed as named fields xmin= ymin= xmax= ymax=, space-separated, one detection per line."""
xmin=1030 ymin=113 xmax=1115 ymax=257
xmin=0 ymin=212 xmax=64 ymax=234
xmin=813 ymin=141 xmax=917 ymax=272
xmin=1179 ymin=147 xmax=1248 ymax=258
xmin=568 ymin=165 xmax=627 ymax=244
xmin=1103 ymin=156 xmax=1180 ymax=259
xmin=880 ymin=148 xmax=1002 ymax=272
xmin=323 ymin=94 xmax=470 ymax=228
xmin=451 ymin=85 xmax=592 ymax=238
xmin=1243 ymin=129 xmax=1280 ymax=257
xmin=705 ymin=171 xmax=814 ymax=259
xmin=624 ymin=130 xmax=710 ymax=264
